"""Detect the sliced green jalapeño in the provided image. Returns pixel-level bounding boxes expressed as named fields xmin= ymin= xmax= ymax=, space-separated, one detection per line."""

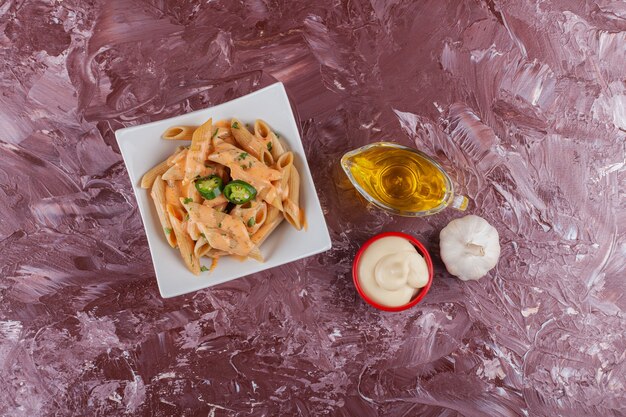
xmin=194 ymin=175 xmax=224 ymax=200
xmin=223 ymin=180 xmax=257 ymax=204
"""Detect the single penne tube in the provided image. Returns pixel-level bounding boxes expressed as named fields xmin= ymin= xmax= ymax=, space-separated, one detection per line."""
xmin=269 ymin=132 xmax=286 ymax=159
xmin=254 ymin=119 xmax=272 ymax=141
xmin=185 ymin=181 xmax=202 ymax=201
xmin=230 ymin=201 xmax=267 ymax=234
xmin=184 ymin=118 xmax=213 ymax=183
xmin=150 ymin=176 xmax=176 ymax=247
xmin=162 ymin=126 xmax=196 ymax=141
xmin=251 ymin=212 xmax=284 ymax=247
xmin=187 ymin=220 xmax=203 ymax=241
xmin=168 ymin=211 xmax=200 ymax=275
xmin=230 ymin=118 xmax=271 ymax=162
xmin=165 ymin=180 xmax=184 ymax=215
xmin=283 ymin=165 xmax=303 ymax=230
xmin=255 ymin=120 xmax=288 ymax=159
xmin=247 ymin=247 xmax=264 ymax=262
xmin=265 ymin=205 xmax=282 ymax=223
xmin=212 ymin=121 xmax=237 ymax=146
xmin=141 ymin=159 xmax=170 ymax=189
xmin=259 ymin=149 xmax=274 ymax=167
xmin=286 ymin=163 xmax=299 ymax=201
xmin=254 ymin=120 xmax=279 ymax=161
xmin=194 ymin=237 xmax=212 ymax=257
xmin=274 ymin=152 xmax=293 ymax=200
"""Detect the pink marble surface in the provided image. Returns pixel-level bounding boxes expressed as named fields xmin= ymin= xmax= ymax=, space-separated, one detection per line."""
xmin=1 ymin=0 xmax=625 ymax=416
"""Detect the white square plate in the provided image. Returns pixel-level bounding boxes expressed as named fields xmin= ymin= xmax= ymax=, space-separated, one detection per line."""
xmin=116 ymin=83 xmax=331 ymax=298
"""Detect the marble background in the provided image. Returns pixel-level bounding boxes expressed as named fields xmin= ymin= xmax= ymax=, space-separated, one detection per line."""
xmin=1 ymin=0 xmax=625 ymax=416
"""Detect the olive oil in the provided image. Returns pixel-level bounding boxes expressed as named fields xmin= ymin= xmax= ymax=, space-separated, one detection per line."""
xmin=342 ymin=143 xmax=448 ymax=213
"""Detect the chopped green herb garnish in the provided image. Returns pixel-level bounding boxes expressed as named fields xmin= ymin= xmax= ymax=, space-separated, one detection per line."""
xmin=200 ymin=232 xmax=206 ymax=239
xmin=164 ymin=227 xmax=172 ymax=235
xmin=200 ymin=266 xmax=209 ymax=272
xmin=218 ymin=222 xmax=222 ymax=228
xmin=185 ymin=214 xmax=190 ymax=221
xmin=238 ymin=152 xmax=248 ymax=160
xmin=241 ymin=164 xmax=247 ymax=170
xmin=275 ymin=133 xmax=280 ymax=138
xmin=212 ymin=129 xmax=218 ymax=138
xmin=267 ymin=141 xmax=273 ymax=151
xmin=183 ymin=197 xmax=193 ymax=204
xmin=248 ymin=161 xmax=252 ymax=168
xmin=232 ymin=122 xmax=239 ymax=129
xmin=247 ymin=217 xmax=256 ymax=227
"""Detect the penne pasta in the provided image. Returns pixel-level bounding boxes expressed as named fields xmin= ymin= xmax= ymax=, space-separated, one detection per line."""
xmin=163 ymin=126 xmax=196 ymax=141
xmin=251 ymin=206 xmax=284 ymax=247
xmin=165 ymin=180 xmax=184 ymax=217
xmin=283 ymin=165 xmax=303 ymax=230
xmin=256 ymin=120 xmax=288 ymax=159
xmin=274 ymin=151 xmax=293 ymax=201
xmin=194 ymin=237 xmax=212 ymax=258
xmin=145 ymin=116 xmax=306 ymax=274
xmin=150 ymin=176 xmax=176 ymax=247
xmin=168 ymin=211 xmax=200 ymax=275
xmin=184 ymin=118 xmax=214 ymax=184
xmin=230 ymin=201 xmax=267 ymax=234
xmin=141 ymin=159 xmax=170 ymax=189
xmin=254 ymin=119 xmax=272 ymax=140
xmin=187 ymin=220 xmax=203 ymax=241
xmin=270 ymin=133 xmax=287 ymax=159
xmin=143 ymin=147 xmax=187 ymax=188
xmin=231 ymin=118 xmax=272 ymax=163
xmin=259 ymin=149 xmax=274 ymax=167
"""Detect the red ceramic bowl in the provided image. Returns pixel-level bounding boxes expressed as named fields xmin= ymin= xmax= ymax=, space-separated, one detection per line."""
xmin=352 ymin=232 xmax=434 ymax=312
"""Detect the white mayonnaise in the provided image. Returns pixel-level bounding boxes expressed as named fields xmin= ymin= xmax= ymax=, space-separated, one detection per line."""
xmin=357 ymin=236 xmax=429 ymax=307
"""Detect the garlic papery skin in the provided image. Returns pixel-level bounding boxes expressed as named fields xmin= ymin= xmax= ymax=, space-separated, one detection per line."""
xmin=439 ymin=215 xmax=500 ymax=281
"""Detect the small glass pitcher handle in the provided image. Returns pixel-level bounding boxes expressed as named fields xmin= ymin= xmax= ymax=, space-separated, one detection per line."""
xmin=451 ymin=195 xmax=469 ymax=211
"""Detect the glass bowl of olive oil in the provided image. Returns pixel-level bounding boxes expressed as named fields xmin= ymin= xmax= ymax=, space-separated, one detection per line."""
xmin=340 ymin=142 xmax=468 ymax=217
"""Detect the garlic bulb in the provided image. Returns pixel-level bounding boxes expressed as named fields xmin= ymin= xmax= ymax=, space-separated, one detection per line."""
xmin=439 ymin=215 xmax=500 ymax=281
